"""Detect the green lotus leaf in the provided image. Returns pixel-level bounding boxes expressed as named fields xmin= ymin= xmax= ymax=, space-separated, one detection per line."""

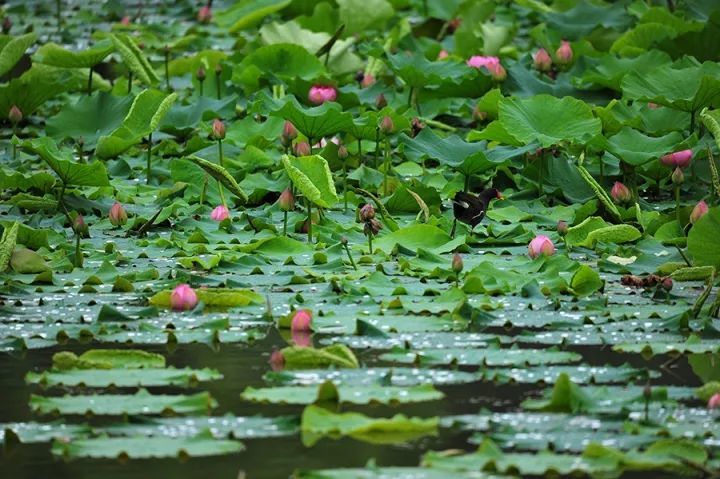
xmin=0 ymin=32 xmax=37 ymax=77
xmin=110 ymin=33 xmax=160 ymax=85
xmin=216 ymin=0 xmax=291 ymax=32
xmin=688 ymin=207 xmax=720 ymax=270
xmin=282 ymin=154 xmax=338 ymax=208
xmin=33 ymin=40 xmax=113 ymax=68
xmin=19 ymin=137 xmax=110 ymax=186
xmin=185 ymin=155 xmax=248 ymax=204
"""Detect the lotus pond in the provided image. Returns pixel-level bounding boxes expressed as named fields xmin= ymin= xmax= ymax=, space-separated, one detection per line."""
xmin=1 ymin=0 xmax=720 ymax=478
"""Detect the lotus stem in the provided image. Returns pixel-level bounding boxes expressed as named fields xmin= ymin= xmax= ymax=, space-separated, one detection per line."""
xmin=308 ymin=138 xmax=313 ymax=155
xmin=383 ymin=137 xmax=391 ymax=196
xmin=367 ymin=233 xmax=373 ymax=255
xmin=342 ymin=241 xmax=357 ymax=270
xmin=199 ymin=78 xmax=204 ymax=97
xmin=74 ymin=233 xmax=82 ymax=268
xmin=164 ymin=49 xmax=171 ymax=91
xmin=146 ymin=133 xmax=152 ymax=184
xmin=215 ymin=72 xmax=221 ymax=99
xmin=283 ymin=211 xmax=288 ymax=236
xmin=374 ymin=128 xmax=380 ymax=169
xmin=87 ymin=68 xmax=93 ymax=95
xmin=674 ymin=185 xmax=680 ymax=222
xmin=199 ymin=175 xmax=207 ymax=206
xmin=691 ymin=277 xmax=715 ymax=318
xmin=357 ymin=138 xmax=362 ymax=158
xmin=599 ymin=158 xmax=605 ymax=185
xmin=306 ymin=199 xmax=313 ymax=243
xmin=11 ymin=126 xmax=16 ymax=162
xmin=217 ymin=138 xmax=224 ymax=167
xmin=343 ymin=162 xmax=348 ymax=213
xmin=127 ymin=72 xmax=133 ymax=94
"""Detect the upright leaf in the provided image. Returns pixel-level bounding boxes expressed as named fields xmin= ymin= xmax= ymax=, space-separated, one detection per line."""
xmin=282 ymin=155 xmax=338 ymax=208
xmin=20 ymin=137 xmax=110 ymax=186
xmin=110 ymin=33 xmax=160 ymax=86
xmin=0 ymin=221 xmax=19 ymax=273
xmin=185 ymin=156 xmax=248 ymax=204
xmin=0 ymin=32 xmax=37 ymax=77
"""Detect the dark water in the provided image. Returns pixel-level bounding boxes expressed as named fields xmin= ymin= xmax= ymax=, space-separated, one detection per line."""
xmin=0 ymin=325 xmax=696 ymax=479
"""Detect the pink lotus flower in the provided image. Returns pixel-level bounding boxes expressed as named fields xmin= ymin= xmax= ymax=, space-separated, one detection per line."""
xmin=437 ymin=50 xmax=449 ymax=60
xmin=109 ymin=202 xmax=128 ymax=226
xmin=210 ymin=205 xmax=230 ymax=221
xmin=611 ymin=182 xmax=632 ymax=204
xmin=533 ymin=48 xmax=552 ymax=72
xmin=269 ymin=349 xmax=285 ymax=371
xmin=197 ymin=5 xmax=211 ymax=23
xmin=555 ymin=41 xmax=573 ymax=65
xmin=291 ymin=309 xmax=312 ymax=332
xmin=467 ymin=56 xmax=506 ymax=81
xmin=294 ymin=141 xmax=311 ymax=156
xmin=528 ymin=235 xmax=555 ymax=259
xmin=170 ymin=284 xmax=198 ymax=311
xmin=212 ymin=119 xmax=225 ymax=140
xmin=660 ymin=149 xmax=692 ymax=169
xmin=308 ymin=85 xmax=337 ymax=105
xmin=8 ymin=105 xmax=22 ymax=124
xmin=709 ymin=393 xmax=720 ymax=409
xmin=690 ymin=200 xmax=709 ymax=224
xmin=361 ymin=74 xmax=375 ymax=88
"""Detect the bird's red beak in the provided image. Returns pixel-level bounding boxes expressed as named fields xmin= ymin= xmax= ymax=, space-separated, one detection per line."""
xmin=496 ymin=191 xmax=504 ymax=200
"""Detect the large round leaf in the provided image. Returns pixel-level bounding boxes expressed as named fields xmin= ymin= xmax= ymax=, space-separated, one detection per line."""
xmin=282 ymin=154 xmax=338 ymax=208
xmin=260 ymin=92 xmax=353 ymax=140
xmin=233 ymin=43 xmax=325 ymax=87
xmin=605 ymin=127 xmax=686 ymax=166
xmin=33 ymin=40 xmax=113 ymax=68
xmin=498 ymin=95 xmax=602 ymax=147
xmin=688 ymin=207 xmax=720 ymax=270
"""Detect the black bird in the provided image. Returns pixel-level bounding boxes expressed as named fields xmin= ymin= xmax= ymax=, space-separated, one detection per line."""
xmin=451 ymin=188 xmax=503 ymax=237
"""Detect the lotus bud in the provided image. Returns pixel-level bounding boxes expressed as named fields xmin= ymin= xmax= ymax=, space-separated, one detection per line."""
xmin=555 ymin=41 xmax=573 ymax=65
xmin=308 ymin=85 xmax=337 ymax=105
xmin=214 ymin=63 xmax=222 ymax=75
xmin=671 ymin=167 xmax=684 ymax=185
xmin=197 ymin=5 xmax=212 ymax=23
xmin=643 ymin=383 xmax=652 ymax=400
xmin=210 ymin=204 xmax=230 ymax=221
xmin=269 ymin=349 xmax=285 ymax=371
xmin=109 ymin=202 xmax=128 ymax=226
xmin=437 ymin=49 xmax=449 ymax=60
xmin=690 ymin=200 xmax=709 ymax=224
xmin=611 ymin=181 xmax=632 ymax=204
xmin=294 ymin=141 xmax=311 ymax=157
xmin=361 ymin=74 xmax=375 ymax=88
xmin=211 ymin=118 xmax=225 ymax=140
xmin=282 ymin=121 xmax=298 ymax=141
xmin=73 ymin=215 xmax=89 ymax=237
xmin=340 ymin=236 xmax=348 ymax=245
xmin=411 ymin=117 xmax=425 ymax=137
xmin=375 ymin=93 xmax=387 ymax=109
xmin=528 ymin=235 xmax=555 ymax=259
xmin=363 ymin=218 xmax=383 ymax=236
xmin=379 ymin=115 xmax=394 ymax=135
xmin=452 ymin=253 xmax=463 ymax=274
xmin=196 ymin=66 xmax=206 ymax=81
xmin=660 ymin=149 xmax=692 ymax=169
xmin=2 ymin=17 xmax=11 ymax=34
xmin=338 ymin=144 xmax=349 ymax=160
xmin=170 ymin=284 xmax=198 ymax=311
xmin=8 ymin=105 xmax=22 ymax=125
xmin=120 ymin=15 xmax=131 ymax=25
xmin=290 ymin=309 xmax=312 ymax=332
xmin=647 ymin=102 xmax=659 ymax=109
xmin=278 ymin=189 xmax=295 ymax=212
xmin=359 ymin=203 xmax=376 ymax=222
xmin=557 ymin=220 xmax=568 ymax=236
xmin=533 ymin=48 xmax=552 ymax=72
xmin=291 ymin=329 xmax=312 ymax=348
xmin=661 ymin=277 xmax=673 ymax=292
xmin=709 ymin=393 xmax=720 ymax=409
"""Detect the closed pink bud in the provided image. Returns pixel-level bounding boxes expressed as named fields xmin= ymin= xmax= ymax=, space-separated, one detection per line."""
xmin=647 ymin=102 xmax=659 ymax=109
xmin=291 ymin=329 xmax=312 ymax=347
xmin=557 ymin=220 xmax=568 ymax=236
xmin=294 ymin=141 xmax=311 ymax=157
xmin=8 ymin=105 xmax=22 ymax=125
xmin=278 ymin=188 xmax=294 ymax=212
xmin=379 ymin=115 xmax=394 ymax=134
xmin=170 ymin=284 xmax=198 ymax=311
xmin=308 ymin=85 xmax=337 ymax=105
xmin=210 ymin=204 xmax=230 ymax=221
xmin=533 ymin=48 xmax=552 ymax=72
xmin=109 ymin=202 xmax=128 ymax=226
xmin=661 ymin=277 xmax=673 ymax=292
xmin=361 ymin=74 xmax=375 ymax=88
xmin=528 ymin=235 xmax=555 ymax=259
xmin=120 ymin=15 xmax=131 ymax=25
xmin=611 ymin=182 xmax=632 ymax=204
xmin=197 ymin=5 xmax=211 ymax=23
xmin=269 ymin=349 xmax=285 ymax=371
xmin=555 ymin=41 xmax=573 ymax=65
xmin=212 ymin=119 xmax=225 ymax=140
xmin=452 ymin=253 xmax=463 ymax=273
xmin=196 ymin=66 xmax=206 ymax=81
xmin=437 ymin=49 xmax=449 ymax=60
xmin=660 ymin=149 xmax=692 ymax=169
xmin=282 ymin=121 xmax=298 ymax=141
xmin=291 ymin=309 xmax=312 ymax=332
xmin=709 ymin=393 xmax=720 ymax=409
xmin=338 ymin=144 xmax=348 ymax=160
xmin=73 ymin=215 xmax=89 ymax=237
xmin=690 ymin=200 xmax=709 ymax=224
